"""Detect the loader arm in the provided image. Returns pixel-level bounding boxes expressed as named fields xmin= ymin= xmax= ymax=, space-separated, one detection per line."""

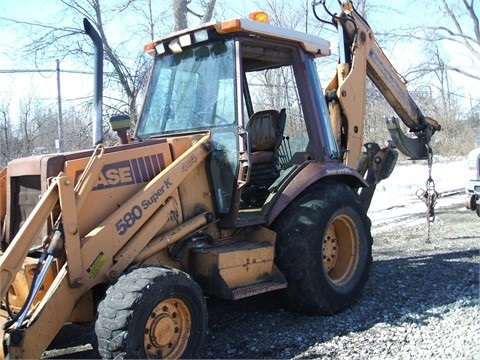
xmin=325 ymin=1 xmax=441 ymax=168
xmin=1 ymin=134 xmax=213 ymax=359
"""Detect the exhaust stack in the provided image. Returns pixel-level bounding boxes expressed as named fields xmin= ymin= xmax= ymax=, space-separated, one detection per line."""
xmin=83 ymin=18 xmax=103 ymax=147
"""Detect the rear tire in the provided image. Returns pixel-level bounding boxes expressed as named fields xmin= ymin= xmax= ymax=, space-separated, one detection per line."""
xmin=95 ymin=266 xmax=207 ymax=359
xmin=272 ymin=181 xmax=372 ymax=314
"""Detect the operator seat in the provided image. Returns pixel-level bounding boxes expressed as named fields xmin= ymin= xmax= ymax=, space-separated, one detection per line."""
xmin=242 ymin=108 xmax=286 ymax=207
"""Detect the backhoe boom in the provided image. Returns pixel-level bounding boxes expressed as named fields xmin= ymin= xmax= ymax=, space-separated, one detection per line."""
xmin=326 ymin=1 xmax=441 ymax=167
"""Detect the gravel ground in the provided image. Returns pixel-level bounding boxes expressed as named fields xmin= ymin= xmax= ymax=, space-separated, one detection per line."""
xmin=200 ymin=196 xmax=480 ymax=360
xmin=44 ymin=194 xmax=479 ymax=359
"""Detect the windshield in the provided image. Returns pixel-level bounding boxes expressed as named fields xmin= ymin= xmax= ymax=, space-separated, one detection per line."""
xmin=136 ymin=39 xmax=236 ymax=138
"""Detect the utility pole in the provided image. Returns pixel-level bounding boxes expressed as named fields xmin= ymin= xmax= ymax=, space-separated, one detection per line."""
xmin=56 ymin=59 xmax=64 ymax=152
xmin=0 ymin=66 xmax=93 ymax=153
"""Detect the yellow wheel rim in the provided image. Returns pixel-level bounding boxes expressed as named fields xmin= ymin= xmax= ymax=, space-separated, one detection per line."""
xmin=322 ymin=215 xmax=360 ymax=286
xmin=144 ymin=297 xmax=191 ymax=358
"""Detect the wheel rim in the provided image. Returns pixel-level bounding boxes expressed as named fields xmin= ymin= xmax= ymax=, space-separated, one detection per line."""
xmin=322 ymin=214 xmax=360 ymax=286
xmin=144 ymin=297 xmax=191 ymax=358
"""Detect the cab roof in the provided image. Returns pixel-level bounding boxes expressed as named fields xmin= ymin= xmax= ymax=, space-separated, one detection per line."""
xmin=144 ymin=16 xmax=331 ymax=58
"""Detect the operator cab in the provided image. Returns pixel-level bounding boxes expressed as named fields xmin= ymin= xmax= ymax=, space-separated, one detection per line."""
xmin=135 ymin=14 xmax=339 ymax=226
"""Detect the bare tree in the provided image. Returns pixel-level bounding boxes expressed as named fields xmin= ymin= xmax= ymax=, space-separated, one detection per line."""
xmin=173 ymin=0 xmax=217 ymax=31
xmin=0 ymin=102 xmax=16 ymax=166
xmin=60 ymin=0 xmax=155 ymax=125
xmin=384 ymin=1 xmax=479 ymax=83
xmin=3 ymin=0 xmax=218 ymax=127
xmin=433 ymin=0 xmax=480 ymax=81
xmin=0 ymin=0 xmax=172 ymax=129
xmin=173 ymin=0 xmax=189 ymax=31
xmin=17 ymin=98 xmax=42 ymax=157
xmin=1 ymin=0 xmax=222 ymax=164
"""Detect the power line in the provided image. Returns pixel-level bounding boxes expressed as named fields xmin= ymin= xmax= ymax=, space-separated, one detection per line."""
xmin=0 ymin=69 xmax=93 ymax=74
xmin=0 ymin=65 xmax=94 ymax=152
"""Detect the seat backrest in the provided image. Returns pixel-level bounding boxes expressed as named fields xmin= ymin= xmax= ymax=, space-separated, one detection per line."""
xmin=247 ymin=109 xmax=280 ymax=152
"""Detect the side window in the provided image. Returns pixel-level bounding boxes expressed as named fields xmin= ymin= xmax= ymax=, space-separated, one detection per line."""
xmin=239 ymin=43 xmax=312 ymax=208
xmin=245 ymin=65 xmax=310 ymax=165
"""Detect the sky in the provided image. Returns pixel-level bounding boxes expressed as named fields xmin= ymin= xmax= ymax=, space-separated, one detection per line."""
xmin=0 ymin=0 xmax=89 ymax=116
xmin=0 ymin=0 xmax=272 ymax=117
xmin=0 ymin=0 xmax=478 ymax=124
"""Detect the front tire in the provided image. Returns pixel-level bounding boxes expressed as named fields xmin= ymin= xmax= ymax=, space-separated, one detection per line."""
xmin=272 ymin=181 xmax=373 ymax=315
xmin=95 ymin=266 xmax=207 ymax=359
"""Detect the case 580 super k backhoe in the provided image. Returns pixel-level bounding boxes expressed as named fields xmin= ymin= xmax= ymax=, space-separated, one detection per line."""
xmin=0 ymin=1 xmax=441 ymax=358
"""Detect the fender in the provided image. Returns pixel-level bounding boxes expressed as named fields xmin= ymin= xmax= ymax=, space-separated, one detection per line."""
xmin=264 ymin=161 xmax=367 ymax=226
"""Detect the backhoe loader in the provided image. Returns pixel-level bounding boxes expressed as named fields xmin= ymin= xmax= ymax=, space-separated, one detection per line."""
xmin=0 ymin=1 xmax=441 ymax=358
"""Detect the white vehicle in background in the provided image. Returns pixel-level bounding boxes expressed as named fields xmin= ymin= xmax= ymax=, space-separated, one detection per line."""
xmin=465 ymin=147 xmax=480 ymax=217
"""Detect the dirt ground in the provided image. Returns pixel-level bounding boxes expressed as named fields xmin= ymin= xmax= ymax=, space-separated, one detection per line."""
xmin=34 ymin=194 xmax=480 ymax=358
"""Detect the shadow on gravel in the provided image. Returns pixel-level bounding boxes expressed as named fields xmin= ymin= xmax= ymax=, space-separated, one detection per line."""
xmin=43 ymin=249 xmax=479 ymax=359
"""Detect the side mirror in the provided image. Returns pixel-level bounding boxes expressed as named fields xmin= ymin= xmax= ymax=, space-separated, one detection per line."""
xmin=109 ymin=114 xmax=131 ymax=145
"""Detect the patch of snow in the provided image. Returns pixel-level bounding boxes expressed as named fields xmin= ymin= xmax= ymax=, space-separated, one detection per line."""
xmin=367 ymin=159 xmax=468 ymax=233
xmin=369 ymin=159 xmax=467 ymax=213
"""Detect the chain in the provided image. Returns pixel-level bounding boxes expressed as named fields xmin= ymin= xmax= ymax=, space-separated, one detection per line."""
xmin=415 ymin=145 xmax=438 ymax=243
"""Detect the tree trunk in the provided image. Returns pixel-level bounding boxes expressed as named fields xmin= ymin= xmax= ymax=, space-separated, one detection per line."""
xmin=173 ymin=0 xmax=188 ymax=31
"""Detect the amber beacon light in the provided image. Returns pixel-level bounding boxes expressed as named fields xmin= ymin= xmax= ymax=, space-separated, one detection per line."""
xmin=248 ymin=11 xmax=269 ymax=23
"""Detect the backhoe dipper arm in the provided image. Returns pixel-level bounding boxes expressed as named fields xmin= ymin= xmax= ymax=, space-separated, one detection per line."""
xmin=324 ymin=1 xmax=441 ymax=166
